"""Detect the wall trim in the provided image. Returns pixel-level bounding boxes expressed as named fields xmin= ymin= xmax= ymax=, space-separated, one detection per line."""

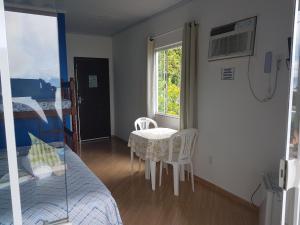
xmin=194 ymin=176 xmax=259 ymax=212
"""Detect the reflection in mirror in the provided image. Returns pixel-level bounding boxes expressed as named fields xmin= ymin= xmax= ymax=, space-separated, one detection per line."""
xmin=0 ymin=74 xmax=14 ymax=225
xmin=289 ymin=13 xmax=300 ymax=160
xmin=284 ymin=5 xmax=300 ymax=225
xmin=0 ymin=9 xmax=70 ymax=224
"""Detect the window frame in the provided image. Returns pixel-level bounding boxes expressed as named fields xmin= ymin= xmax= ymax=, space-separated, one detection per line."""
xmin=154 ymin=42 xmax=182 ymax=118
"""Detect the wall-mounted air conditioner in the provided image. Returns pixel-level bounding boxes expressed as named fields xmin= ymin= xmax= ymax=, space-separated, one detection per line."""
xmin=208 ymin=17 xmax=257 ymax=61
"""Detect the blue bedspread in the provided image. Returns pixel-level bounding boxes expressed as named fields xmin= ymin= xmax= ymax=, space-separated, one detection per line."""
xmin=0 ymin=148 xmax=123 ymax=225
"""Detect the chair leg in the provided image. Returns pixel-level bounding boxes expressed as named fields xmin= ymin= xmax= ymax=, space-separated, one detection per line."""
xmin=130 ymin=150 xmax=134 ymax=174
xmin=150 ymin=160 xmax=156 ymax=191
xmin=138 ymin=157 xmax=141 ymax=171
xmin=180 ymin=164 xmax=185 ymax=181
xmin=159 ymin=161 xmax=163 ymax=187
xmin=173 ymin=163 xmax=179 ymax=196
xmin=190 ymin=162 xmax=194 ymax=192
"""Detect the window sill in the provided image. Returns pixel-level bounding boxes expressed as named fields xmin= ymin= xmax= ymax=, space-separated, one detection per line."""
xmin=155 ymin=113 xmax=180 ymax=119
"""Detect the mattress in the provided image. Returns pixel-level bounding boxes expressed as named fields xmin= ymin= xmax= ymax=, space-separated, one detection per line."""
xmin=0 ymin=147 xmax=123 ymax=225
xmin=0 ymin=98 xmax=71 ymax=113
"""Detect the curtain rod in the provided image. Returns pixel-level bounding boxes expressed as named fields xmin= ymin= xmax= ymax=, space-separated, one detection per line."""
xmin=150 ymin=26 xmax=183 ymax=41
xmin=150 ymin=21 xmax=198 ymax=41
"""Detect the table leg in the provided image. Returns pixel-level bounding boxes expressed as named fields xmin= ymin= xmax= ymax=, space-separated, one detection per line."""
xmin=130 ymin=150 xmax=134 ymax=174
xmin=145 ymin=159 xmax=150 ymax=180
xmin=150 ymin=160 xmax=156 ymax=191
xmin=180 ymin=164 xmax=185 ymax=182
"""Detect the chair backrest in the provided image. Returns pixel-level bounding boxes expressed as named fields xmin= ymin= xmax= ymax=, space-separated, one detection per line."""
xmin=168 ymin=128 xmax=198 ymax=163
xmin=134 ymin=117 xmax=158 ymax=130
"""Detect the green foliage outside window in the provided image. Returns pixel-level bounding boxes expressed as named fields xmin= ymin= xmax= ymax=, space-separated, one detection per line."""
xmin=157 ymin=45 xmax=182 ymax=116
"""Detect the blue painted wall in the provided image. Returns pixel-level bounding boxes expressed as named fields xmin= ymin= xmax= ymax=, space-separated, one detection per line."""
xmin=58 ymin=13 xmax=70 ymax=129
xmin=0 ymin=78 xmax=64 ymax=150
xmin=58 ymin=13 xmax=68 ymax=83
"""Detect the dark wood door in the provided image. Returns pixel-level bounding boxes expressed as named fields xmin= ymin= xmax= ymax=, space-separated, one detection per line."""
xmin=74 ymin=57 xmax=111 ymax=141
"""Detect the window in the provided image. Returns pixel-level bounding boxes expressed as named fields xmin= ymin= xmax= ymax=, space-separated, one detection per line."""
xmin=155 ymin=44 xmax=182 ymax=117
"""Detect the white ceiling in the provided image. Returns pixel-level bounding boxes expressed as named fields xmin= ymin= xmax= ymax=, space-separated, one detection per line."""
xmin=5 ymin=0 xmax=188 ymax=36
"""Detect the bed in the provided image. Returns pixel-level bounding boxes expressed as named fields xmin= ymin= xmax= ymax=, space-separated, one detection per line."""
xmin=0 ymin=78 xmax=79 ymax=155
xmin=0 ymin=99 xmax=72 ymax=113
xmin=0 ymin=145 xmax=123 ymax=225
xmin=0 ymin=78 xmax=116 ymax=224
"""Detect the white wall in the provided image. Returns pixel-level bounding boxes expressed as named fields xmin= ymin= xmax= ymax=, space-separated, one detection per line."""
xmin=113 ymin=0 xmax=294 ymax=203
xmin=66 ymin=33 xmax=115 ymax=135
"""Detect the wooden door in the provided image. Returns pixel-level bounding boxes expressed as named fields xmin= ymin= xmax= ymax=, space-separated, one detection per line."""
xmin=74 ymin=57 xmax=111 ymax=141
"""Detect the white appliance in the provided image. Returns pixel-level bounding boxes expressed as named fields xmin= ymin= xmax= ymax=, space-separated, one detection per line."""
xmin=259 ymin=173 xmax=282 ymax=225
xmin=208 ymin=17 xmax=257 ymax=61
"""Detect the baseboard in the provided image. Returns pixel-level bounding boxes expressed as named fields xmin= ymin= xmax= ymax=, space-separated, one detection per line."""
xmin=194 ymin=176 xmax=259 ymax=212
xmin=111 ymin=135 xmax=127 ymax=143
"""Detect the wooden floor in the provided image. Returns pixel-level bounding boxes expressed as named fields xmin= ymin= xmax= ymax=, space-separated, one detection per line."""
xmin=80 ymin=137 xmax=258 ymax=225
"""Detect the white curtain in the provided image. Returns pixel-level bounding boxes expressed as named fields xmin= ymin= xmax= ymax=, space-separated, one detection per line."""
xmin=180 ymin=21 xmax=199 ymax=129
xmin=147 ymin=37 xmax=155 ymax=118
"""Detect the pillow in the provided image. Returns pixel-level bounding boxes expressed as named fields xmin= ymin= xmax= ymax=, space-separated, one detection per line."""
xmin=23 ymin=133 xmax=65 ymax=178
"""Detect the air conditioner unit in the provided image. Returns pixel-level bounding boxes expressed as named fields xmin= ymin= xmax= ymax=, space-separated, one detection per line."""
xmin=208 ymin=17 xmax=257 ymax=61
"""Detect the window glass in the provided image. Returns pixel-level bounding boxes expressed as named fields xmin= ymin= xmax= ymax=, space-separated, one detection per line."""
xmin=156 ymin=45 xmax=182 ymax=116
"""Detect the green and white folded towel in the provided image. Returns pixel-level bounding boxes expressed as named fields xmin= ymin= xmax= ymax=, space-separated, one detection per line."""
xmin=22 ymin=133 xmax=65 ymax=178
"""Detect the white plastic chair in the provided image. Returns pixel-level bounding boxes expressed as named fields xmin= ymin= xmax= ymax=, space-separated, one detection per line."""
xmin=159 ymin=128 xmax=198 ymax=196
xmin=131 ymin=117 xmax=158 ymax=173
xmin=134 ymin=117 xmax=158 ymax=131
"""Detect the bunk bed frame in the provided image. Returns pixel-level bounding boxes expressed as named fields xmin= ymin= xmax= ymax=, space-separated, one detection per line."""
xmin=1 ymin=78 xmax=79 ymax=155
xmin=61 ymin=78 xmax=79 ymax=155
